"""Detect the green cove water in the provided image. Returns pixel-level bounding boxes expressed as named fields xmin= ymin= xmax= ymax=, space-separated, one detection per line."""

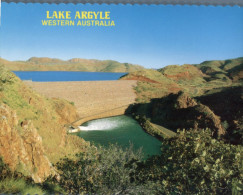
xmin=76 ymin=115 xmax=161 ymax=158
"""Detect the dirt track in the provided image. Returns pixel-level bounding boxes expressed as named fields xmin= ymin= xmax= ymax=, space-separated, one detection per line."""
xmin=25 ymin=80 xmax=137 ymax=125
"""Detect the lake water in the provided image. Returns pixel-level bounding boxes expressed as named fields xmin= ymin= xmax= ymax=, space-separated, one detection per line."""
xmin=14 ymin=71 xmax=126 ymax=82
xmin=77 ymin=115 xmax=162 ymax=158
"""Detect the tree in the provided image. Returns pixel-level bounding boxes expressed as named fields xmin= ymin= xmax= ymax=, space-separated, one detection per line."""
xmin=138 ymin=129 xmax=243 ymax=194
xmin=55 ymin=144 xmax=145 ymax=194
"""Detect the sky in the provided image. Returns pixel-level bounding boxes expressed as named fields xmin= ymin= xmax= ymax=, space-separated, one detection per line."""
xmin=1 ymin=3 xmax=243 ymax=68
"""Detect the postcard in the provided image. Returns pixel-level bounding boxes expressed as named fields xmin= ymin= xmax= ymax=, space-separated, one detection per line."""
xmin=0 ymin=2 xmax=242 ymax=194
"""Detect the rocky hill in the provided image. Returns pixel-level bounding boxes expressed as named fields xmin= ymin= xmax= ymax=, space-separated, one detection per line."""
xmin=122 ymin=57 xmax=243 ymax=143
xmin=122 ymin=57 xmax=242 ymax=102
xmin=0 ymin=65 xmax=89 ymax=182
xmin=132 ymin=92 xmax=226 ymax=137
xmin=196 ymin=57 xmax=243 ymax=82
xmin=0 ymin=57 xmax=144 ymax=72
xmin=120 ymin=69 xmax=181 ymax=102
xmin=158 ymin=64 xmax=206 ymax=82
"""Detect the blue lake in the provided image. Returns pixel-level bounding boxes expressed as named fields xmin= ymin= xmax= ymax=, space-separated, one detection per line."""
xmin=14 ymin=71 xmax=126 ymax=82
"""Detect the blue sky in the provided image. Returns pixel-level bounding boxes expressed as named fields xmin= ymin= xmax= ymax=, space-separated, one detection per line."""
xmin=1 ymin=3 xmax=243 ymax=68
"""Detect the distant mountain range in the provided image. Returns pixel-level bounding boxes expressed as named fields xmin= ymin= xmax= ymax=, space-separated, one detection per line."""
xmin=0 ymin=57 xmax=145 ymax=72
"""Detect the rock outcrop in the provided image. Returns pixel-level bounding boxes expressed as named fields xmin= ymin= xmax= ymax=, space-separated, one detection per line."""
xmin=0 ymin=104 xmax=55 ymax=182
xmin=53 ymin=99 xmax=80 ymax=124
xmin=151 ymin=92 xmax=225 ymax=136
xmin=175 ymin=92 xmax=198 ymax=109
xmin=197 ymin=86 xmax=243 ymax=144
xmin=132 ymin=91 xmax=225 ymax=137
xmin=0 ymin=65 xmax=89 ymax=180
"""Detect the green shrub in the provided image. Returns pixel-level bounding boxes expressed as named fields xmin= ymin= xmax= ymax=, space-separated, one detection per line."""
xmin=0 ymin=178 xmax=44 ymax=194
xmin=139 ymin=129 xmax=243 ymax=194
xmin=222 ymin=120 xmax=229 ymax=130
xmin=2 ymin=129 xmax=241 ymax=194
xmin=54 ymin=144 xmax=144 ymax=194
